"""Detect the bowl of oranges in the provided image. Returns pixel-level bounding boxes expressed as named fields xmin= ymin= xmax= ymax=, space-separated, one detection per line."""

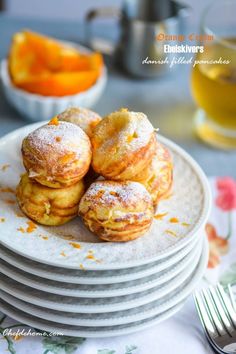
xmin=0 ymin=30 xmax=107 ymax=121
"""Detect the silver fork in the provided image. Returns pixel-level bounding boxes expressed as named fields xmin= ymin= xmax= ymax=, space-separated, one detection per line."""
xmin=194 ymin=284 xmax=236 ymax=354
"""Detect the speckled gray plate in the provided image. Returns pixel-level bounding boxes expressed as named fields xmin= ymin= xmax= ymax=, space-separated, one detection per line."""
xmin=0 ymin=234 xmax=201 ymax=284
xmin=0 ymin=123 xmax=211 ymax=270
xmin=0 ymin=289 xmax=186 ymax=329
xmin=0 ymin=298 xmax=184 ymax=338
xmin=0 ymin=239 xmax=203 ymax=314
xmin=0 ymin=238 xmax=208 ymax=335
xmin=0 ymin=235 xmax=202 ymax=297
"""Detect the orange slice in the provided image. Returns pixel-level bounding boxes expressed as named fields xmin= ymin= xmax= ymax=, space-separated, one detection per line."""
xmin=8 ymin=30 xmax=104 ymax=96
xmin=17 ymin=70 xmax=99 ymax=96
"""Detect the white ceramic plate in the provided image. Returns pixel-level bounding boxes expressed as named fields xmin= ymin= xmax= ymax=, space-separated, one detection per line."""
xmin=0 ymin=236 xmax=202 ymax=298
xmin=0 ymin=238 xmax=208 ymax=336
xmin=0 ymin=240 xmax=202 ymax=314
xmin=0 ymin=123 xmax=211 ymax=270
xmin=0 ymin=287 xmax=186 ymax=328
xmin=0 ymin=233 xmax=201 ymax=284
xmin=0 ymin=298 xmax=184 ymax=338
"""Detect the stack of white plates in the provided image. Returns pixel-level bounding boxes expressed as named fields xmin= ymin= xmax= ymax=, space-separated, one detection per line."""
xmin=0 ymin=124 xmax=211 ymax=337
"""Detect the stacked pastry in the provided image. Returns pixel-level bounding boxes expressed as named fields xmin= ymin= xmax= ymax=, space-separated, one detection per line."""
xmin=16 ymin=107 xmax=173 ymax=242
xmin=16 ymin=108 xmax=101 ymax=226
xmin=79 ymin=108 xmax=173 ymax=241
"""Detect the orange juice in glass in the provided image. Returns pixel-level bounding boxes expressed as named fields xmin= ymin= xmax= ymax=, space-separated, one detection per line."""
xmin=191 ymin=0 xmax=236 ymax=149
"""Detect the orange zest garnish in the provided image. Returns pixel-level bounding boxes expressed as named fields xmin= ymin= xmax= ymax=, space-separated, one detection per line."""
xmin=127 ymin=135 xmax=134 ymax=143
xmin=182 ymin=222 xmax=190 ymax=227
xmin=4 ymin=199 xmax=16 ymax=205
xmin=86 ymin=254 xmax=96 ymax=260
xmin=60 ymin=251 xmax=66 ymax=257
xmin=17 ymin=226 xmax=25 ymax=233
xmin=127 ymin=132 xmax=138 ymax=143
xmin=154 ymin=212 xmax=168 ymax=220
xmin=39 ymin=235 xmax=48 ymax=240
xmin=86 ymin=250 xmax=94 ymax=259
xmin=1 ymin=164 xmax=10 ymax=171
xmin=48 ymin=116 xmax=59 ymax=125
xmin=0 ymin=217 xmax=5 ymax=223
xmin=165 ymin=229 xmax=177 ymax=237
xmin=0 ymin=187 xmax=15 ymax=194
xmin=80 ymin=263 xmax=85 ymax=270
xmin=169 ymin=217 xmax=179 ymax=223
xmin=26 ymin=220 xmax=37 ymax=233
xmin=55 ymin=136 xmax=62 ymax=142
xmin=86 ymin=250 xmax=101 ymax=263
xmin=69 ymin=242 xmax=81 ymax=249
xmin=13 ymin=334 xmax=23 ymax=341
xmin=97 ymin=190 xmax=105 ymax=198
xmin=109 ymin=191 xmax=119 ymax=197
xmin=59 ymin=153 xmax=75 ymax=164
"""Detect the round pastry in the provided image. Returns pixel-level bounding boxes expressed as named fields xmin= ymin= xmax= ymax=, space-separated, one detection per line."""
xmin=91 ymin=108 xmax=157 ymax=180
xmin=22 ymin=119 xmax=92 ymax=188
xmin=133 ymin=142 xmax=173 ymax=205
xmin=79 ymin=180 xmax=154 ymax=242
xmin=57 ymin=107 xmax=102 ymax=138
xmin=16 ymin=173 xmax=84 ymax=226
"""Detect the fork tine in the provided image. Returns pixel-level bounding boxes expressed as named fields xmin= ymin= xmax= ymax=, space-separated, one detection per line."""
xmin=201 ymin=288 xmax=227 ymax=336
xmin=194 ymin=291 xmax=216 ymax=337
xmin=217 ymin=284 xmax=236 ymax=328
xmin=227 ymin=284 xmax=236 ymax=312
xmin=208 ymin=285 xmax=234 ymax=334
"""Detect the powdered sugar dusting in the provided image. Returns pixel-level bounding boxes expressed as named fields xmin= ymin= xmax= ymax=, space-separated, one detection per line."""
xmin=95 ymin=110 xmax=155 ymax=155
xmin=26 ymin=121 xmax=90 ymax=158
xmin=83 ymin=180 xmax=151 ymax=206
xmin=58 ymin=107 xmax=101 ymax=137
xmin=58 ymin=107 xmax=101 ymax=123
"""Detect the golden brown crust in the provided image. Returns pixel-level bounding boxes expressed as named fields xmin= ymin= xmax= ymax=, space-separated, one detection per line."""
xmin=91 ymin=109 xmax=157 ymax=180
xmin=78 ymin=180 xmax=154 ymax=242
xmin=22 ymin=121 xmax=92 ymax=188
xmin=16 ymin=173 xmax=84 ymax=226
xmin=133 ymin=142 xmax=173 ymax=205
xmin=57 ymin=107 xmax=102 ymax=138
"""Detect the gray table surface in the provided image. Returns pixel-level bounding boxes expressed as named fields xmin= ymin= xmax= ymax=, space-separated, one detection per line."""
xmin=0 ymin=14 xmax=235 ymax=177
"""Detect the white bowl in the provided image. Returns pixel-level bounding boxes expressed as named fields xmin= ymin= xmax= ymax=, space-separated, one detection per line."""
xmin=0 ymin=44 xmax=107 ymax=122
